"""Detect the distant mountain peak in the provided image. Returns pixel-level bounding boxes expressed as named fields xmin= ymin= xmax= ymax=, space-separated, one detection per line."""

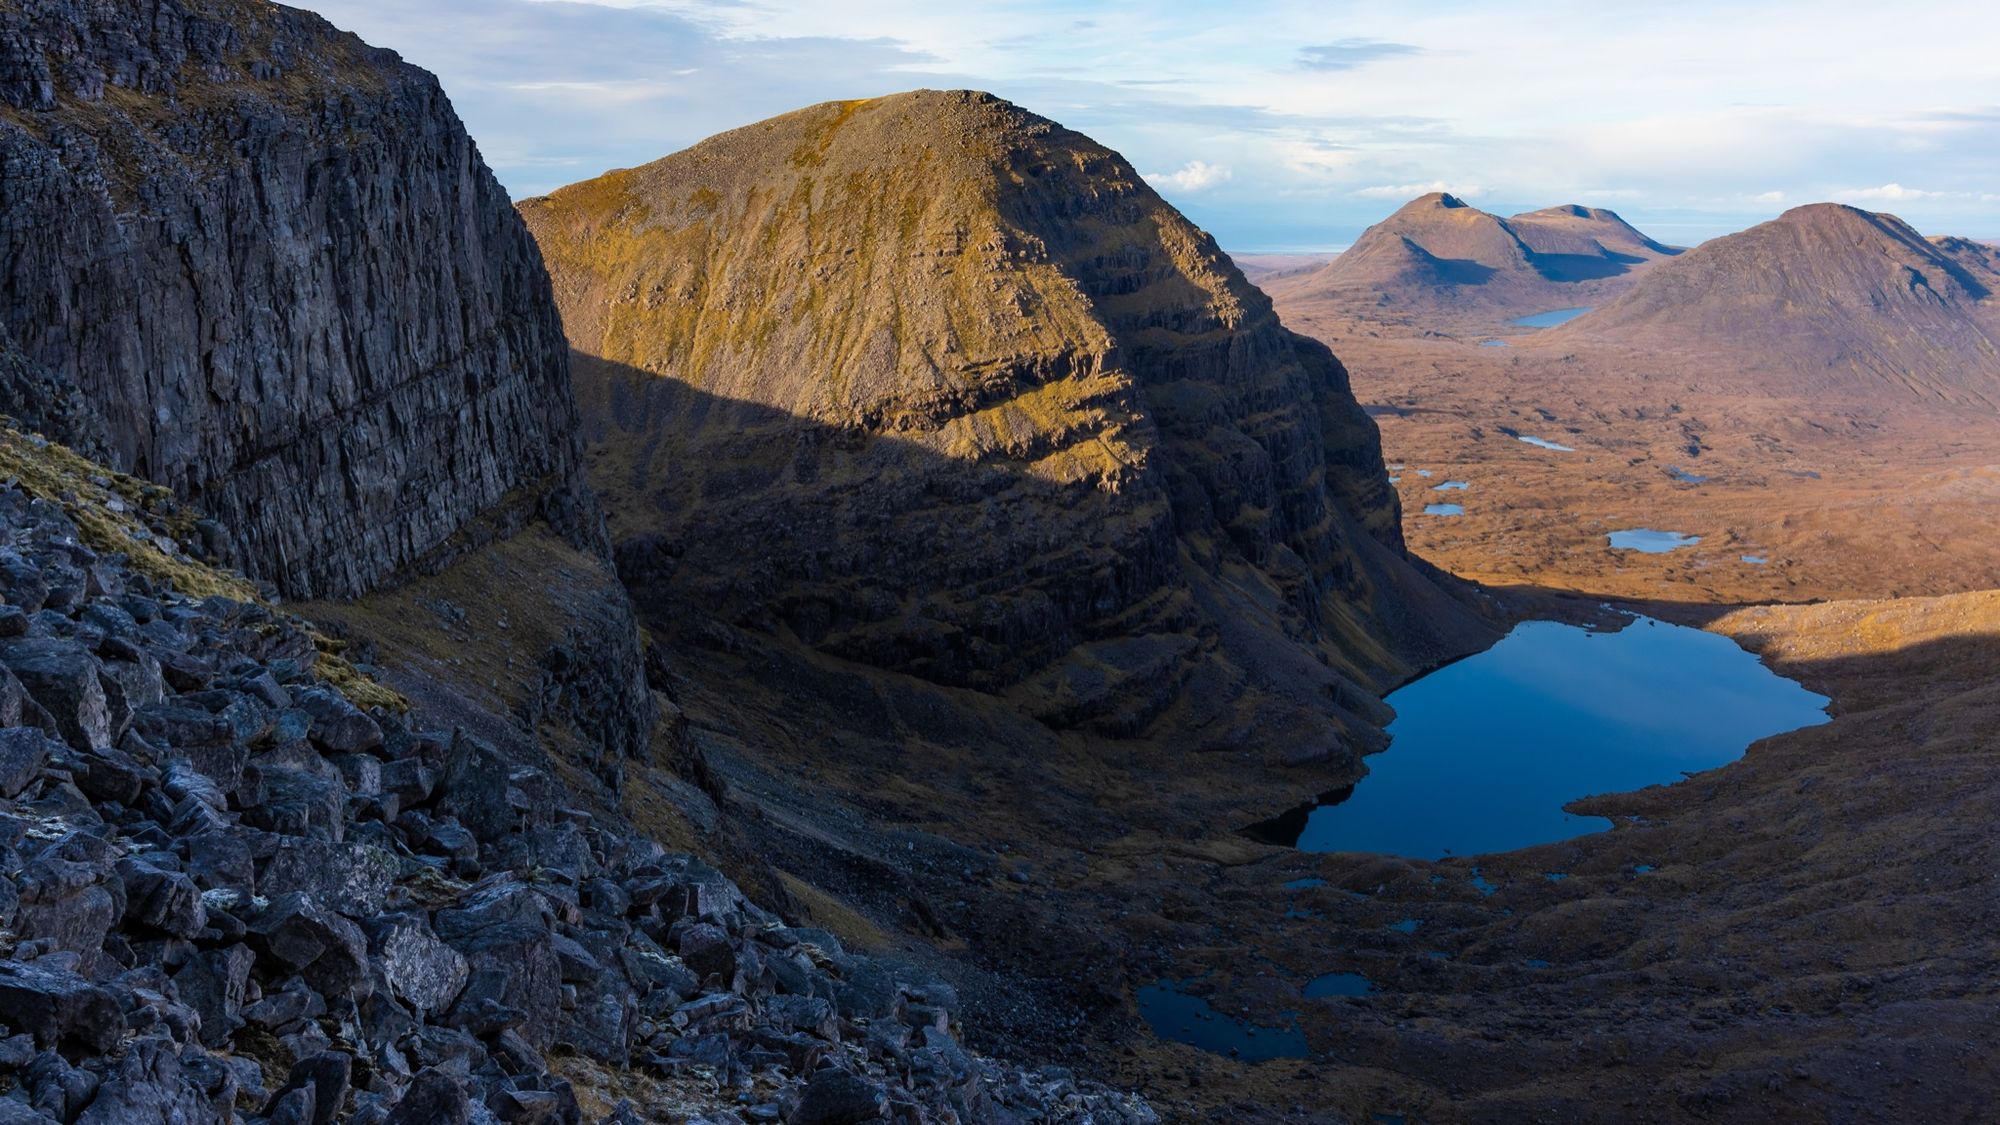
xmin=1556 ymin=204 xmax=2000 ymax=405
xmin=1267 ymin=192 xmax=1678 ymax=321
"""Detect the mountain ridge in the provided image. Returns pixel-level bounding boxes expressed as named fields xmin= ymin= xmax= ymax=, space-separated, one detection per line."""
xmin=1264 ymin=191 xmax=1680 ymax=326
xmin=1549 ymin=202 xmax=2000 ymax=406
xmin=522 ymin=90 xmax=1494 ymax=758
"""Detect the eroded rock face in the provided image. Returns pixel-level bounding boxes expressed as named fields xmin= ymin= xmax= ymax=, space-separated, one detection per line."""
xmin=0 ymin=0 xmax=584 ymax=601
xmin=0 ymin=0 xmax=656 ymax=789
xmin=522 ymin=90 xmax=1492 ymax=756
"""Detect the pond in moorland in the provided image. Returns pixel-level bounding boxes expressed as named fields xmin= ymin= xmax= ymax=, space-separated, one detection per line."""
xmin=1243 ymin=617 xmax=1829 ymax=859
xmin=1136 ymin=979 xmax=1308 ymax=1060
xmin=1609 ymin=528 xmax=1699 ymax=553
xmin=1423 ymin=503 xmax=1464 ymax=516
xmin=1515 ymin=435 xmax=1576 ymax=452
xmin=1512 ymin=307 xmax=1593 ymax=328
xmin=1303 ymin=972 xmax=1376 ymax=999
xmin=1433 ymin=481 xmax=1470 ymax=491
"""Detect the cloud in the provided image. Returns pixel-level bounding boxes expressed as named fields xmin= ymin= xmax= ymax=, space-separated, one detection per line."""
xmin=1352 ymin=181 xmax=1483 ymax=200
xmin=289 ymin=0 xmax=2000 ymax=246
xmin=1834 ymin=183 xmax=1937 ymax=202
xmin=1148 ymin=160 xmax=1232 ymax=192
xmin=1829 ymin=184 xmax=2000 ymax=206
xmin=1832 ymin=183 xmax=1943 ymax=202
xmin=1297 ymin=38 xmax=1423 ymax=72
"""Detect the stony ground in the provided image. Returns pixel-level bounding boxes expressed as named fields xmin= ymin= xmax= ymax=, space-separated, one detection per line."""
xmin=0 ymin=426 xmax=1156 ymax=1123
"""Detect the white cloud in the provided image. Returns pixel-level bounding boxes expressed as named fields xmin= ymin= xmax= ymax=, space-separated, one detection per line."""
xmin=1352 ymin=181 xmax=1482 ymax=200
xmin=292 ymin=0 xmax=2000 ymax=245
xmin=1148 ymin=160 xmax=1232 ymax=192
xmin=1833 ymin=183 xmax=1941 ymax=202
xmin=1832 ymin=184 xmax=1992 ymax=203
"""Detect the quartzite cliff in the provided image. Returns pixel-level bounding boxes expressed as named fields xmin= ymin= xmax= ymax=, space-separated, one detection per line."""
xmin=0 ymin=0 xmax=655 ymax=784
xmin=1 ymin=0 xmax=584 ymax=601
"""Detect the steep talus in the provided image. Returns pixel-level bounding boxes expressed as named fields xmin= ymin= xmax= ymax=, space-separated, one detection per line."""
xmin=1267 ymin=192 xmax=1679 ymax=326
xmin=0 ymin=422 xmax=1154 ymax=1123
xmin=0 ymin=0 xmax=652 ymax=786
xmin=522 ymin=90 xmax=1491 ymax=763
xmin=1551 ymin=203 xmax=2000 ymax=406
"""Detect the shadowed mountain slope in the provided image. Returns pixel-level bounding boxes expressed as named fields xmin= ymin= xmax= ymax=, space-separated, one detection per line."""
xmin=1551 ymin=203 xmax=2000 ymax=406
xmin=521 ymin=90 xmax=1492 ymax=765
xmin=1266 ymin=193 xmax=1679 ymax=325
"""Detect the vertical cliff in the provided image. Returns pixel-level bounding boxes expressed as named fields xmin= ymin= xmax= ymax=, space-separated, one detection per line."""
xmin=0 ymin=0 xmax=651 ymax=782
xmin=0 ymin=0 xmax=582 ymax=599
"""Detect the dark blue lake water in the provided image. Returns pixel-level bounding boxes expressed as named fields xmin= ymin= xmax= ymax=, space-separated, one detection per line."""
xmin=1303 ymin=972 xmax=1375 ymax=998
xmin=1512 ymin=307 xmax=1593 ymax=328
xmin=1246 ymin=617 xmax=1829 ymax=858
xmin=1136 ymin=980 xmax=1307 ymax=1061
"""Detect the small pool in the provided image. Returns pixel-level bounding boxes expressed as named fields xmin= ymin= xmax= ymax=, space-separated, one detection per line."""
xmin=1303 ymin=972 xmax=1375 ymax=999
xmin=1515 ymin=435 xmax=1576 ymax=452
xmin=1512 ymin=307 xmax=1593 ymax=328
xmin=1608 ymin=529 xmax=1700 ymax=553
xmin=1243 ymin=616 xmax=1830 ymax=858
xmin=1423 ymin=503 xmax=1464 ymax=516
xmin=1479 ymin=339 xmax=1509 ymax=348
xmin=1666 ymin=466 xmax=1709 ymax=484
xmin=1433 ymin=481 xmax=1469 ymax=491
xmin=1742 ymin=555 xmax=1769 ymax=565
xmin=1137 ymin=980 xmax=1307 ymax=1061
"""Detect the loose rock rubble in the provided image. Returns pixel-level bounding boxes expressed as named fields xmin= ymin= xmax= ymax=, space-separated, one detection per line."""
xmin=0 ymin=476 xmax=1154 ymax=1122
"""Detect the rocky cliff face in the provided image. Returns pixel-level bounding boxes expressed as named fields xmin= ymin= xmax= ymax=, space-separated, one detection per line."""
xmin=521 ymin=90 xmax=1489 ymax=761
xmin=0 ymin=0 xmax=583 ymax=601
xmin=0 ymin=0 xmax=653 ymax=786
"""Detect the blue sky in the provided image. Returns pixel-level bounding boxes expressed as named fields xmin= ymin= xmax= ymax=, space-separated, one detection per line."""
xmin=296 ymin=0 xmax=1999 ymax=250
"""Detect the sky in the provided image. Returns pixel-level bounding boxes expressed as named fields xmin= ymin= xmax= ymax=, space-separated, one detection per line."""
xmin=294 ymin=0 xmax=2000 ymax=251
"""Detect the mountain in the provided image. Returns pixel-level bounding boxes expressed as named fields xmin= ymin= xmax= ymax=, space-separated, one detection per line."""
xmin=1551 ymin=203 xmax=2000 ymax=406
xmin=521 ymin=90 xmax=1490 ymax=760
xmin=0 ymin=0 xmax=653 ymax=784
xmin=0 ymin=7 xmax=1152 ymax=1122
xmin=1265 ymin=192 xmax=1679 ymax=325
xmin=1229 ymin=251 xmax=1341 ymax=283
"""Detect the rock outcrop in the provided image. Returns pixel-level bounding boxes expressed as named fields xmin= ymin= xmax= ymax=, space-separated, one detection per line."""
xmin=1266 ymin=192 xmax=1680 ymax=326
xmin=522 ymin=90 xmax=1490 ymax=762
xmin=0 ymin=423 xmax=1155 ymax=1123
xmin=1550 ymin=203 xmax=2000 ymax=407
xmin=0 ymin=0 xmax=653 ymax=786
xmin=0 ymin=0 xmax=583 ymax=601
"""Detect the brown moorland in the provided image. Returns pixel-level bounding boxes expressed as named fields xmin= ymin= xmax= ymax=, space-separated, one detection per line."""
xmin=519 ymin=106 xmax=2000 ymax=1120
